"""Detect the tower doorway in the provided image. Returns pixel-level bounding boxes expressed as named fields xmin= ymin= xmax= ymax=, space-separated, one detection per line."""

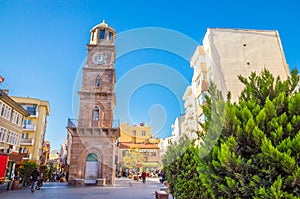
xmin=84 ymin=153 xmax=98 ymax=184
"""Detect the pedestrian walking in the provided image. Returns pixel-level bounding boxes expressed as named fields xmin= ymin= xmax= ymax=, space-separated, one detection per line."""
xmin=141 ymin=170 xmax=147 ymax=183
xmin=30 ymin=168 xmax=40 ymax=192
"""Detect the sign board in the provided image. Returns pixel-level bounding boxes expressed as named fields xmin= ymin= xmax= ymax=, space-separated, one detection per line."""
xmin=0 ymin=154 xmax=8 ymax=180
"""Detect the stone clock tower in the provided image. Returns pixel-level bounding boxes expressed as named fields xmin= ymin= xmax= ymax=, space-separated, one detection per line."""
xmin=67 ymin=20 xmax=119 ymax=186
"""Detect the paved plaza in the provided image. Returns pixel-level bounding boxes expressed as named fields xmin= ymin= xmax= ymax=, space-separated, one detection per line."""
xmin=0 ymin=177 xmax=170 ymax=199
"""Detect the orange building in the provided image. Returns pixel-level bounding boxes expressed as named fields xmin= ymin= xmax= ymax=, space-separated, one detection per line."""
xmin=118 ymin=123 xmax=160 ymax=172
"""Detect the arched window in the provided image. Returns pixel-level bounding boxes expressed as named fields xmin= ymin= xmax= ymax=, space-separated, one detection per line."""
xmin=93 ymin=107 xmax=100 ymax=121
xmin=95 ymin=75 xmax=101 ymax=87
xmin=99 ymin=28 xmax=105 ymax=39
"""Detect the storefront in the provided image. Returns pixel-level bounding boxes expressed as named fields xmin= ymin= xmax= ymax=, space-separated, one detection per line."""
xmin=0 ymin=152 xmax=24 ymax=191
xmin=0 ymin=153 xmax=9 ymax=192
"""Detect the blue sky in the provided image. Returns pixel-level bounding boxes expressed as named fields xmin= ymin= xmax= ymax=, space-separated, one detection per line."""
xmin=0 ymin=0 xmax=299 ymax=150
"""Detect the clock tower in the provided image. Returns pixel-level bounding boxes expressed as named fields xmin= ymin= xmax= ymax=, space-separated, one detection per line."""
xmin=67 ymin=20 xmax=119 ymax=186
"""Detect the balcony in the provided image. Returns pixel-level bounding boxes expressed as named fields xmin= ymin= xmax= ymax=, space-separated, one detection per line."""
xmin=22 ymin=153 xmax=32 ymax=160
xmin=67 ymin=118 xmax=119 ymax=128
xmin=23 ymin=124 xmax=36 ymax=131
xmin=20 ymin=138 xmax=34 ymax=145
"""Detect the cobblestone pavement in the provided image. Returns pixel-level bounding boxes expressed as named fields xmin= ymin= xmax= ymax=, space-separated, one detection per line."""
xmin=0 ymin=177 xmax=171 ymax=199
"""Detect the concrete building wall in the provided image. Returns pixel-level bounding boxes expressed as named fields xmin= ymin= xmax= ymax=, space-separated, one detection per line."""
xmin=182 ymin=86 xmax=198 ymax=141
xmin=119 ymin=123 xmax=152 ymax=143
xmin=181 ymin=28 xmax=291 ymax=144
xmin=203 ymin=28 xmax=290 ymax=102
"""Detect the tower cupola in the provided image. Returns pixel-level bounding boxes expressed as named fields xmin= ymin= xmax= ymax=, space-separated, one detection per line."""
xmin=89 ymin=20 xmax=116 ymax=45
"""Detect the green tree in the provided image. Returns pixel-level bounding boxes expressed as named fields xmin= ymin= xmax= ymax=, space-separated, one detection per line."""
xmin=48 ymin=164 xmax=54 ymax=181
xmin=162 ymin=135 xmax=207 ymax=198
xmin=199 ymin=69 xmax=300 ymax=198
xmin=39 ymin=165 xmax=49 ymax=182
xmin=20 ymin=161 xmax=37 ymax=186
xmin=122 ymin=148 xmax=145 ymax=171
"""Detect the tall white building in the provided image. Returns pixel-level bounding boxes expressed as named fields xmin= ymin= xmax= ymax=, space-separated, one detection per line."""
xmin=181 ymin=87 xmax=198 ymax=141
xmin=199 ymin=28 xmax=290 ymax=102
xmin=170 ymin=114 xmax=185 ymax=143
xmin=181 ymin=28 xmax=291 ymax=142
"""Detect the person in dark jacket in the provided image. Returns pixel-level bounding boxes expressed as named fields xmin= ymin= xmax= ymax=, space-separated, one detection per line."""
xmin=30 ymin=168 xmax=40 ymax=192
xmin=141 ymin=171 xmax=147 ymax=183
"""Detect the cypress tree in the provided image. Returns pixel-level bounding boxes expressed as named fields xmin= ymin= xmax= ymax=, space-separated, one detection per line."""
xmin=199 ymin=69 xmax=300 ymax=198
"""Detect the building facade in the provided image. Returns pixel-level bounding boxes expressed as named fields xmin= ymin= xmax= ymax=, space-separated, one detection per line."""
xmin=60 ymin=139 xmax=68 ymax=167
xmin=118 ymin=123 xmax=160 ymax=172
xmin=11 ymin=97 xmax=50 ymax=164
xmin=198 ymin=28 xmax=290 ymax=102
xmin=67 ymin=20 xmax=119 ymax=186
xmin=158 ymin=136 xmax=173 ymax=161
xmin=0 ymin=90 xmax=29 ymax=184
xmin=180 ymin=28 xmax=291 ymax=143
xmin=170 ymin=114 xmax=185 ymax=144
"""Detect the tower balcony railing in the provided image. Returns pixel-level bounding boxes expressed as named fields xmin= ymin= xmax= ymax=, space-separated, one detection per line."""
xmin=67 ymin=118 xmax=119 ymax=128
xmin=67 ymin=118 xmax=78 ymax=128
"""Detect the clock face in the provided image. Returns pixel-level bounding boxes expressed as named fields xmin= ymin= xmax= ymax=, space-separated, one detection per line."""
xmin=93 ymin=53 xmax=105 ymax=65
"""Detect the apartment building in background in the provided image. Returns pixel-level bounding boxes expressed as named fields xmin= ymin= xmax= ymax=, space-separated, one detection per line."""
xmin=0 ymin=89 xmax=29 ymax=183
xmin=11 ymin=96 xmax=50 ymax=164
xmin=118 ymin=122 xmax=160 ymax=172
xmin=181 ymin=28 xmax=291 ymax=143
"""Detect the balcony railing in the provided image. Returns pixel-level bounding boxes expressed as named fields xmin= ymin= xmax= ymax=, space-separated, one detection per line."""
xmin=20 ymin=138 xmax=34 ymax=145
xmin=22 ymin=153 xmax=32 ymax=160
xmin=23 ymin=124 xmax=36 ymax=131
xmin=67 ymin=118 xmax=119 ymax=128
xmin=67 ymin=118 xmax=78 ymax=128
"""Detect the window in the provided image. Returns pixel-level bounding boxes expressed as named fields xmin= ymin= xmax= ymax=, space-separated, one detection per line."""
xmin=19 ymin=147 xmax=27 ymax=153
xmin=21 ymin=133 xmax=29 ymax=139
xmin=95 ymin=75 xmax=101 ymax=87
xmin=27 ymin=105 xmax=37 ymax=116
xmin=139 ymin=149 xmax=157 ymax=156
xmin=17 ymin=114 xmax=23 ymax=126
xmin=93 ymin=107 xmax=100 ymax=121
xmin=142 ymin=130 xmax=146 ymax=136
xmin=109 ymin=32 xmax=113 ymax=40
xmin=0 ymin=101 xmax=3 ymax=116
xmin=11 ymin=110 xmax=17 ymax=123
xmin=99 ymin=29 xmax=105 ymax=39
xmin=5 ymin=106 xmax=11 ymax=120
xmin=21 ymin=104 xmax=37 ymax=116
xmin=7 ymin=131 xmax=19 ymax=145
xmin=11 ymin=110 xmax=22 ymax=126
xmin=23 ymin=119 xmax=31 ymax=125
xmin=132 ymin=130 xmax=136 ymax=136
xmin=0 ymin=102 xmax=11 ymax=120
xmin=0 ymin=126 xmax=7 ymax=143
xmin=91 ymin=31 xmax=95 ymax=41
xmin=0 ymin=102 xmax=5 ymax=117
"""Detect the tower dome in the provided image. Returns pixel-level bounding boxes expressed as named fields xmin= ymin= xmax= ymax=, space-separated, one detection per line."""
xmin=89 ymin=20 xmax=116 ymax=45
